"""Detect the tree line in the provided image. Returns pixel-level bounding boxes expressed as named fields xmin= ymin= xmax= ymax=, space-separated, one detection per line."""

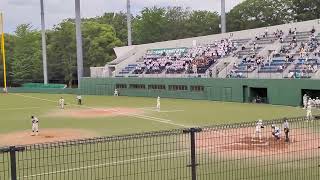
xmin=0 ymin=0 xmax=319 ymax=87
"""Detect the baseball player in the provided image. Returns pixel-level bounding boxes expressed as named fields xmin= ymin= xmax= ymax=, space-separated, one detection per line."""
xmin=271 ymin=124 xmax=281 ymax=140
xmin=114 ymin=89 xmax=119 ymax=96
xmin=156 ymin=96 xmax=161 ymax=111
xmin=76 ymin=95 xmax=82 ymax=105
xmin=283 ymin=119 xmax=290 ymax=142
xmin=306 ymin=101 xmax=313 ymax=121
xmin=303 ymin=94 xmax=308 ymax=109
xmin=59 ymin=97 xmax=65 ymax=109
xmin=31 ymin=116 xmax=39 ymax=136
xmin=254 ymin=119 xmax=264 ymax=142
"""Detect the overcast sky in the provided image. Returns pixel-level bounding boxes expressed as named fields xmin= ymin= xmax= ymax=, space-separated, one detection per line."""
xmin=0 ymin=0 xmax=243 ymax=33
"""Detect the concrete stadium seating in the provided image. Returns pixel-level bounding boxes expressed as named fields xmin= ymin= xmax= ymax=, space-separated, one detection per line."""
xmin=90 ymin=19 xmax=320 ymax=79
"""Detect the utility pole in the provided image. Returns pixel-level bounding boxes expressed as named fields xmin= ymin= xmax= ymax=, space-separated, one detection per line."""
xmin=221 ymin=0 xmax=226 ymax=33
xmin=40 ymin=0 xmax=48 ymax=84
xmin=127 ymin=0 xmax=132 ymax=46
xmin=75 ymin=0 xmax=84 ymax=87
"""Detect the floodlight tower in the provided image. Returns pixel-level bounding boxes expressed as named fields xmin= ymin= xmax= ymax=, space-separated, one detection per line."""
xmin=40 ymin=0 xmax=48 ymax=84
xmin=75 ymin=0 xmax=84 ymax=87
xmin=221 ymin=0 xmax=226 ymax=33
xmin=127 ymin=0 xmax=132 ymax=46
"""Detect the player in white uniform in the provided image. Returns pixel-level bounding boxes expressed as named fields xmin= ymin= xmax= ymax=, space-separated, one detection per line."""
xmin=114 ymin=89 xmax=119 ymax=96
xmin=31 ymin=116 xmax=39 ymax=136
xmin=271 ymin=124 xmax=281 ymax=140
xmin=306 ymin=101 xmax=313 ymax=121
xmin=254 ymin=119 xmax=264 ymax=142
xmin=59 ymin=97 xmax=65 ymax=109
xmin=76 ymin=95 xmax=82 ymax=105
xmin=302 ymin=94 xmax=308 ymax=109
xmin=156 ymin=96 xmax=161 ymax=111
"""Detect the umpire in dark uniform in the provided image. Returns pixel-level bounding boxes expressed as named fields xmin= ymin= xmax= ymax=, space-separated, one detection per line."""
xmin=283 ymin=118 xmax=290 ymax=142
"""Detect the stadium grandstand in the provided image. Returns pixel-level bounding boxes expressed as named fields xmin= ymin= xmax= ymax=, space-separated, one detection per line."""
xmin=91 ymin=19 xmax=320 ymax=79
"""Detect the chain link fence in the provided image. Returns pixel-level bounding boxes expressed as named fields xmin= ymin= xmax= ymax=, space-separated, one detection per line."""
xmin=0 ymin=116 xmax=319 ymax=180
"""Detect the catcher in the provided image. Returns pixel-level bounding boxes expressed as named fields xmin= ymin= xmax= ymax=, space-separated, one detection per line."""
xmin=283 ymin=119 xmax=290 ymax=142
xmin=271 ymin=124 xmax=281 ymax=140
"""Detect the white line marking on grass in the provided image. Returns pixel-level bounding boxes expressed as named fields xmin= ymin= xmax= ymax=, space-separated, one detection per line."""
xmin=19 ymin=150 xmax=190 ymax=179
xmin=0 ymin=107 xmax=41 ymax=111
xmin=19 ymin=142 xmax=247 ymax=179
xmin=12 ymin=94 xmax=189 ymax=128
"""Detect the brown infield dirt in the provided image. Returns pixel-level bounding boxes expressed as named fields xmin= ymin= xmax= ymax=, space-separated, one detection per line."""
xmin=0 ymin=129 xmax=97 ymax=146
xmin=196 ymin=127 xmax=320 ymax=160
xmin=47 ymin=107 xmax=144 ymax=118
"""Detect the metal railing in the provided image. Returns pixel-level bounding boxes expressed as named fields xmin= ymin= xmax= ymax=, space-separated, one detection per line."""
xmin=0 ymin=116 xmax=319 ymax=180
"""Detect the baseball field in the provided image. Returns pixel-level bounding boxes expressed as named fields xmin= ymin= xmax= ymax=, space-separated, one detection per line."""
xmin=0 ymin=93 xmax=319 ymax=180
xmin=0 ymin=92 xmax=312 ymax=145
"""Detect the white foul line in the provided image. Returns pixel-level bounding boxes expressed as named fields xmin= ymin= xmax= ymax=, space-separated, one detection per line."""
xmin=12 ymin=94 xmax=189 ymax=128
xmin=138 ymin=107 xmax=185 ymax=113
xmin=0 ymin=107 xmax=41 ymax=111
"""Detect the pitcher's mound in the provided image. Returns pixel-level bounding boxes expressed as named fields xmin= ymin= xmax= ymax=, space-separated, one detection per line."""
xmin=0 ymin=129 xmax=97 ymax=146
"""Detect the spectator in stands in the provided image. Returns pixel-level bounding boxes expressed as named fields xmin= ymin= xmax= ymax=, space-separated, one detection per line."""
xmin=300 ymin=47 xmax=306 ymax=58
xmin=292 ymin=36 xmax=297 ymax=43
xmin=280 ymin=35 xmax=284 ymax=43
xmin=216 ymin=68 xmax=220 ymax=78
xmin=264 ymin=27 xmax=268 ymax=37
xmin=253 ymin=42 xmax=257 ymax=50
xmin=311 ymin=26 xmax=316 ymax=34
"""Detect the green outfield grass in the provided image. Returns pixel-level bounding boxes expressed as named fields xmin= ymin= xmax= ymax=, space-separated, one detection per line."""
xmin=0 ymin=93 xmax=313 ymax=136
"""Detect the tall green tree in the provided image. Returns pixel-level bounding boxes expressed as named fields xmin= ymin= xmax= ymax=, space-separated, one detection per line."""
xmin=133 ymin=7 xmax=168 ymax=44
xmin=0 ymin=34 xmax=16 ymax=86
xmin=227 ymin=0 xmax=293 ymax=32
xmin=47 ymin=20 xmax=122 ymax=86
xmin=290 ymin=0 xmax=320 ymax=21
xmin=133 ymin=7 xmax=220 ymax=44
xmin=11 ymin=24 xmax=42 ymax=85
xmin=186 ymin=10 xmax=220 ymax=37
xmin=47 ymin=20 xmax=76 ymax=87
xmin=82 ymin=21 xmax=123 ymax=68
xmin=91 ymin=12 xmax=129 ymax=44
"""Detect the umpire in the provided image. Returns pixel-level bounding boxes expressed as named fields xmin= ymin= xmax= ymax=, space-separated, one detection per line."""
xmin=283 ymin=118 xmax=290 ymax=142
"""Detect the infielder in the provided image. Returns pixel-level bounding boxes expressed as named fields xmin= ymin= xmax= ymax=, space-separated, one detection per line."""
xmin=271 ymin=124 xmax=281 ymax=140
xmin=254 ymin=119 xmax=264 ymax=142
xmin=31 ymin=116 xmax=39 ymax=136
xmin=76 ymin=95 xmax=82 ymax=105
xmin=283 ymin=119 xmax=290 ymax=142
xmin=157 ymin=96 xmax=161 ymax=111
xmin=59 ymin=97 xmax=65 ymax=109
xmin=306 ymin=101 xmax=313 ymax=121
xmin=114 ymin=89 xmax=119 ymax=96
xmin=303 ymin=94 xmax=308 ymax=109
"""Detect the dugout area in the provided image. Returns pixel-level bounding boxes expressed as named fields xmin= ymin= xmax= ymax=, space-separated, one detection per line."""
xmin=301 ymin=89 xmax=320 ymax=104
xmin=249 ymin=87 xmax=268 ymax=104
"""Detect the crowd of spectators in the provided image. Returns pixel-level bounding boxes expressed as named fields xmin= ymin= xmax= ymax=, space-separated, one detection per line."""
xmin=131 ymin=26 xmax=320 ymax=78
xmin=134 ymin=38 xmax=238 ymax=75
